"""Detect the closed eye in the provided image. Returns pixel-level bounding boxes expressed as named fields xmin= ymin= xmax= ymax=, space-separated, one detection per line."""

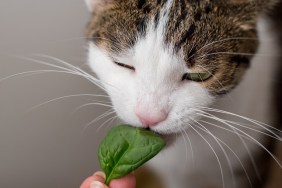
xmin=181 ymin=72 xmax=212 ymax=82
xmin=114 ymin=61 xmax=135 ymax=71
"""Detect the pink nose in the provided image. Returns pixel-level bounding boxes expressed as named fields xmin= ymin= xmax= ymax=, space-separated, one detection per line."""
xmin=136 ymin=110 xmax=167 ymax=127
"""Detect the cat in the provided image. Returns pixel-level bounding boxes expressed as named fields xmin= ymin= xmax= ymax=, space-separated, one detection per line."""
xmin=84 ymin=0 xmax=281 ymax=187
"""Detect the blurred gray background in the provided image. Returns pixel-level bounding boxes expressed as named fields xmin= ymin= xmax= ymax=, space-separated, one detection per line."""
xmin=0 ymin=1 xmax=114 ymax=187
xmin=0 ymin=1 xmax=281 ymax=188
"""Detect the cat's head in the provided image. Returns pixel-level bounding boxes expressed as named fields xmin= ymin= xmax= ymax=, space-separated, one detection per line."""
xmin=85 ymin=0 xmax=277 ymax=134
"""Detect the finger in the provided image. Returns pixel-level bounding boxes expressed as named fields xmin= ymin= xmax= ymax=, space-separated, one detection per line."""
xmin=90 ymin=181 xmax=109 ymax=188
xmin=80 ymin=171 xmax=109 ymax=188
xmin=109 ymin=174 xmax=136 ymax=188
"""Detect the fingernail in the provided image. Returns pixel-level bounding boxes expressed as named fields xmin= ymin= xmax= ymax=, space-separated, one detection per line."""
xmin=93 ymin=171 xmax=106 ymax=179
xmin=90 ymin=181 xmax=104 ymax=188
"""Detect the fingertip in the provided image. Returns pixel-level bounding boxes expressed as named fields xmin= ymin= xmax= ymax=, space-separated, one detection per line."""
xmin=90 ymin=181 xmax=109 ymax=188
xmin=93 ymin=171 xmax=106 ymax=180
xmin=80 ymin=172 xmax=106 ymax=188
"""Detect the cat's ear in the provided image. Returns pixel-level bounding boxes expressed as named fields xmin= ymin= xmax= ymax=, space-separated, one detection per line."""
xmin=85 ymin=0 xmax=112 ymax=12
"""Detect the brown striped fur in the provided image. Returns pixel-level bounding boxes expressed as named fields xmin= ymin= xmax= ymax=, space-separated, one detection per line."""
xmin=86 ymin=1 xmax=281 ymax=186
xmin=87 ymin=0 xmax=277 ymax=95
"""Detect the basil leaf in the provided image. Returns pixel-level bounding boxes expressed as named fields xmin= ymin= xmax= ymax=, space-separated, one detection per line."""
xmin=98 ymin=124 xmax=166 ymax=185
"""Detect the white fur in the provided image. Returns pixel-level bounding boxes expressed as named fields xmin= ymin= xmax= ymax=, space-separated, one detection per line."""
xmin=88 ymin=0 xmax=213 ymax=134
xmin=148 ymin=16 xmax=280 ymax=188
xmin=87 ymin=1 xmax=279 ymax=187
xmin=147 ymin=16 xmax=280 ymax=188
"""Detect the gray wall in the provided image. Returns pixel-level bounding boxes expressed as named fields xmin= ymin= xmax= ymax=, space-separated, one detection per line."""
xmin=0 ymin=1 xmax=281 ymax=188
xmin=0 ymin=1 xmax=112 ymax=187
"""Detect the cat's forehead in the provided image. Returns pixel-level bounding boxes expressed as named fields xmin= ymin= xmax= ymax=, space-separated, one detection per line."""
xmin=87 ymin=0 xmax=256 ymax=58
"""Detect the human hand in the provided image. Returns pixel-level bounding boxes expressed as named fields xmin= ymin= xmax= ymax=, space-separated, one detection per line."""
xmin=80 ymin=171 xmax=136 ymax=188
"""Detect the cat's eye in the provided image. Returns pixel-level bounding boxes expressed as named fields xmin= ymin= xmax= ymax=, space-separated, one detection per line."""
xmin=182 ymin=72 xmax=212 ymax=82
xmin=114 ymin=61 xmax=135 ymax=71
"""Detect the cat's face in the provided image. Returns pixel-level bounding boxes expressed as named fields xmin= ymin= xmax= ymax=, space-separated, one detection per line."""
xmin=85 ymin=0 xmax=275 ymax=134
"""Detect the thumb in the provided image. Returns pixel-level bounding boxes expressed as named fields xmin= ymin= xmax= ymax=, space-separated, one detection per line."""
xmin=80 ymin=172 xmax=109 ymax=188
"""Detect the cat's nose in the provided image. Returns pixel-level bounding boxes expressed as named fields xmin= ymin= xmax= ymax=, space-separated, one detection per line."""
xmin=136 ymin=110 xmax=168 ymax=127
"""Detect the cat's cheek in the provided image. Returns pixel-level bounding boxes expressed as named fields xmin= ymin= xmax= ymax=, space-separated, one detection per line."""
xmin=111 ymin=98 xmax=141 ymax=127
xmin=107 ymin=81 xmax=142 ymax=126
xmin=87 ymin=45 xmax=139 ymax=124
xmin=151 ymin=85 xmax=214 ymax=134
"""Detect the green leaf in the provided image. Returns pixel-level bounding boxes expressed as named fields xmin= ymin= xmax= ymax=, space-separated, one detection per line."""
xmin=98 ymin=124 xmax=166 ymax=185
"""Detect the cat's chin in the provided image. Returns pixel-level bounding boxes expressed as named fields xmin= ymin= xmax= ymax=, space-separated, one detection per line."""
xmin=162 ymin=134 xmax=177 ymax=147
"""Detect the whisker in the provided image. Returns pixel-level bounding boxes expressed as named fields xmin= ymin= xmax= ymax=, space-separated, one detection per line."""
xmin=72 ymin=101 xmax=112 ymax=114
xmin=0 ymin=70 xmax=69 ymax=83
xmin=80 ymin=110 xmax=116 ymax=134
xmin=26 ymin=94 xmax=111 ymax=113
xmin=85 ymin=110 xmax=116 ymax=131
xmin=107 ymin=115 xmax=118 ymax=128
xmin=180 ymin=132 xmax=189 ymax=165
xmin=198 ymin=118 xmax=261 ymax=182
xmin=180 ymin=126 xmax=194 ymax=166
xmin=184 ymin=127 xmax=194 ymax=166
xmin=195 ymin=110 xmax=282 ymax=168
xmin=96 ymin=115 xmax=118 ymax=133
xmin=0 ymin=69 xmax=93 ymax=83
xmin=188 ymin=123 xmax=225 ymax=188
xmin=73 ymin=102 xmax=113 ymax=112
xmin=105 ymin=116 xmax=121 ymax=130
xmin=14 ymin=56 xmax=108 ymax=91
xmin=225 ymin=120 xmax=281 ymax=141
xmin=192 ymin=118 xmax=237 ymax=188
xmin=196 ymin=108 xmax=280 ymax=176
xmin=92 ymin=109 xmax=116 ymax=123
xmin=196 ymin=110 xmax=281 ymax=141
xmin=31 ymin=54 xmax=110 ymax=90
xmin=15 ymin=56 xmax=76 ymax=72
xmin=197 ymin=119 xmax=247 ymax=139
xmin=192 ymin=118 xmax=253 ymax=188
xmin=199 ymin=107 xmax=282 ymax=137
xmin=196 ymin=52 xmax=280 ymax=61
